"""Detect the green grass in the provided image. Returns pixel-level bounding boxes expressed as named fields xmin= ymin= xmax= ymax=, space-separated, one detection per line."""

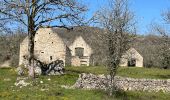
xmin=66 ymin=66 xmax=170 ymax=79
xmin=117 ymin=67 xmax=170 ymax=79
xmin=66 ymin=66 xmax=108 ymax=75
xmin=0 ymin=67 xmax=170 ymax=99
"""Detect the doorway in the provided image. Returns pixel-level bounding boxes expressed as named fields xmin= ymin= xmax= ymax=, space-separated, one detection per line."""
xmin=128 ymin=58 xmax=136 ymax=67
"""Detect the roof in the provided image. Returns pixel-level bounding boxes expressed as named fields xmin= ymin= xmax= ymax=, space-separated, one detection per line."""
xmin=52 ymin=26 xmax=104 ymax=50
xmin=127 ymin=48 xmax=143 ymax=58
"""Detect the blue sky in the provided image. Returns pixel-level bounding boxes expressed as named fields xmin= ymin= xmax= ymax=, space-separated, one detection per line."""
xmin=84 ymin=0 xmax=170 ymax=34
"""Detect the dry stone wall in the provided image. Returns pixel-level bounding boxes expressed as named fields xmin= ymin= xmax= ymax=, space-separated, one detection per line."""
xmin=73 ymin=73 xmax=170 ymax=92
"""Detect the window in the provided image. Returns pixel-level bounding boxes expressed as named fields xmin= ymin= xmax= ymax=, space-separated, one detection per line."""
xmin=75 ymin=47 xmax=84 ymax=57
xmin=50 ymin=56 xmax=52 ymax=60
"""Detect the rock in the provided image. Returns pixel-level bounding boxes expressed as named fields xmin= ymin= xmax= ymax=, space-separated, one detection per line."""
xmin=72 ymin=73 xmax=170 ymax=92
xmin=16 ymin=66 xmax=25 ymax=76
xmin=61 ymin=85 xmax=74 ymax=89
xmin=47 ymin=78 xmax=51 ymax=81
xmin=45 ymin=60 xmax=65 ymax=75
xmin=18 ymin=59 xmax=65 ymax=76
xmin=14 ymin=77 xmax=30 ymax=88
xmin=0 ymin=60 xmax=11 ymax=68
xmin=3 ymin=78 xmax=11 ymax=81
xmin=35 ymin=66 xmax=42 ymax=75
xmin=15 ymin=80 xmax=30 ymax=87
xmin=40 ymin=81 xmax=43 ymax=84
xmin=40 ymin=88 xmax=49 ymax=91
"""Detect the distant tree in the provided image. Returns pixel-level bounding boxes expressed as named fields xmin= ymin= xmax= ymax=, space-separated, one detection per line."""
xmin=0 ymin=28 xmax=26 ymax=67
xmin=132 ymin=34 xmax=162 ymax=68
xmin=151 ymin=9 xmax=170 ymax=69
xmin=154 ymin=25 xmax=170 ymax=69
xmin=96 ymin=0 xmax=135 ymax=96
xmin=0 ymin=0 xmax=87 ymax=78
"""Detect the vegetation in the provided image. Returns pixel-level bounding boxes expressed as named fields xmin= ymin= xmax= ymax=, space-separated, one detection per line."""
xmin=96 ymin=0 xmax=135 ymax=95
xmin=0 ymin=30 xmax=26 ymax=67
xmin=66 ymin=66 xmax=170 ymax=79
xmin=153 ymin=11 xmax=170 ymax=69
xmin=0 ymin=67 xmax=170 ymax=100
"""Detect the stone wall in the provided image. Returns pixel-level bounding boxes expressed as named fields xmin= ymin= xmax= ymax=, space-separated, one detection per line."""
xmin=19 ymin=28 xmax=67 ymax=65
xmin=71 ymin=56 xmax=81 ymax=66
xmin=73 ymin=73 xmax=170 ymax=92
xmin=69 ymin=36 xmax=92 ymax=66
xmin=69 ymin=36 xmax=93 ymax=57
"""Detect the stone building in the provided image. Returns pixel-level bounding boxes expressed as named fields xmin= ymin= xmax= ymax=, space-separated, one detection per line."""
xmin=19 ymin=28 xmax=68 ymax=65
xmin=120 ymin=48 xmax=143 ymax=67
xmin=69 ymin=36 xmax=93 ymax=66
xmin=19 ymin=27 xmax=93 ymax=66
xmin=19 ymin=27 xmax=143 ymax=67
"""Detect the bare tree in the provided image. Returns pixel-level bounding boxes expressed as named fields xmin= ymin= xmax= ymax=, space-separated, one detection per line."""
xmin=151 ymin=9 xmax=170 ymax=69
xmin=0 ymin=0 xmax=87 ymax=78
xmin=96 ymin=0 xmax=135 ymax=96
xmin=0 ymin=28 xmax=26 ymax=67
xmin=154 ymin=24 xmax=170 ymax=69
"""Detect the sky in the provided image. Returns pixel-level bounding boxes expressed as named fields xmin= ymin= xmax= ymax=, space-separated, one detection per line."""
xmin=84 ymin=0 xmax=170 ymax=34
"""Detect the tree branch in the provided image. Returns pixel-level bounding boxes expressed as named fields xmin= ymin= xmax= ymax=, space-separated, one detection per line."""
xmin=35 ymin=14 xmax=72 ymax=26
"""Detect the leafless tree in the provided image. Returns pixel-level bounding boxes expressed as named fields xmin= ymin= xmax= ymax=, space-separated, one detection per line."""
xmin=96 ymin=0 xmax=135 ymax=96
xmin=150 ymin=9 xmax=170 ymax=69
xmin=0 ymin=0 xmax=87 ymax=78
xmin=154 ymin=24 xmax=170 ymax=69
xmin=0 ymin=28 xmax=26 ymax=67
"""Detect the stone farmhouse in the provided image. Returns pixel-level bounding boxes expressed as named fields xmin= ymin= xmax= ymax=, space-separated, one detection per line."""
xmin=19 ymin=28 xmax=93 ymax=66
xmin=120 ymin=48 xmax=143 ymax=67
xmin=19 ymin=27 xmax=143 ymax=67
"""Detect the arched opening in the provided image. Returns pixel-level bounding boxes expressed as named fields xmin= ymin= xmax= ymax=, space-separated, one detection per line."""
xmin=75 ymin=47 xmax=84 ymax=57
xmin=128 ymin=58 xmax=136 ymax=67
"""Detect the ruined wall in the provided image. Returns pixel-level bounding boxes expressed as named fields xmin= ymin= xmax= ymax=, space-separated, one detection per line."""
xmin=73 ymin=73 xmax=170 ymax=92
xmin=19 ymin=28 xmax=67 ymax=65
xmin=19 ymin=37 xmax=28 ymax=65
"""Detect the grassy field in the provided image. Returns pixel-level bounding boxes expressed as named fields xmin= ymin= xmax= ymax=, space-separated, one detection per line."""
xmin=66 ymin=66 xmax=170 ymax=79
xmin=0 ymin=67 xmax=170 ymax=100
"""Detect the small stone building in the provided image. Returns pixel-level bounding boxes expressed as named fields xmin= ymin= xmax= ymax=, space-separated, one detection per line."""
xmin=19 ymin=28 xmax=93 ymax=66
xmin=69 ymin=36 xmax=93 ymax=66
xmin=120 ymin=48 xmax=143 ymax=67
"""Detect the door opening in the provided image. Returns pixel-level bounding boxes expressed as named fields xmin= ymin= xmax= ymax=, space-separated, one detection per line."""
xmin=128 ymin=58 xmax=136 ymax=67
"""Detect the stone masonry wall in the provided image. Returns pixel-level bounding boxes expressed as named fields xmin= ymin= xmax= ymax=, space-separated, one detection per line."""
xmin=69 ymin=36 xmax=92 ymax=66
xmin=73 ymin=73 xmax=170 ymax=92
xmin=19 ymin=28 xmax=66 ymax=65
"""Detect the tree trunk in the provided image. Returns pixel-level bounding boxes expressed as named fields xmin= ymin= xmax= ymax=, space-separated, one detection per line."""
xmin=28 ymin=33 xmax=35 ymax=78
xmin=28 ymin=16 xmax=35 ymax=78
xmin=109 ymin=71 xmax=114 ymax=96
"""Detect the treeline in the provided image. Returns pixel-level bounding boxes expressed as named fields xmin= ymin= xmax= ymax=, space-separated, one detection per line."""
xmin=0 ymin=30 xmax=26 ymax=67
